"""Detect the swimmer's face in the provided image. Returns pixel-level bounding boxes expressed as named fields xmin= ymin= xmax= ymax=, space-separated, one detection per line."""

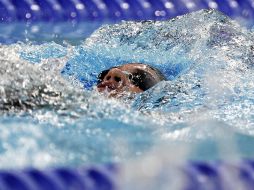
xmin=97 ymin=63 xmax=165 ymax=97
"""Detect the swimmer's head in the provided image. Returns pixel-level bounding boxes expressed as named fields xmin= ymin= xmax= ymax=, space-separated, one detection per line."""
xmin=97 ymin=63 xmax=166 ymax=97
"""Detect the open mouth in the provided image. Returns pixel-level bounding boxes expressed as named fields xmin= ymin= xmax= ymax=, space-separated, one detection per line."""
xmin=97 ymin=82 xmax=118 ymax=92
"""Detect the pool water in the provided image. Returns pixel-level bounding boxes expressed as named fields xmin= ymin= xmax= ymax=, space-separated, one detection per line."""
xmin=0 ymin=9 xmax=254 ymax=171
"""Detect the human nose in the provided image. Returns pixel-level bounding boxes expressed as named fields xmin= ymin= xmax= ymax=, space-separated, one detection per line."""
xmin=103 ymin=68 xmax=124 ymax=84
xmin=97 ymin=68 xmax=126 ymax=92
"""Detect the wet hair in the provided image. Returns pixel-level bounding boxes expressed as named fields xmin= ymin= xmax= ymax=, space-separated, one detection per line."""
xmin=97 ymin=64 xmax=166 ymax=91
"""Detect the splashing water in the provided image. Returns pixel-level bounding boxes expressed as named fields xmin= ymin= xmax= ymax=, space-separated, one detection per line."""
xmin=0 ymin=9 xmax=253 ymax=178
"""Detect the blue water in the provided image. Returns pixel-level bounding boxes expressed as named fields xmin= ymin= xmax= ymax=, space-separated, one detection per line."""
xmin=0 ymin=9 xmax=254 ymax=169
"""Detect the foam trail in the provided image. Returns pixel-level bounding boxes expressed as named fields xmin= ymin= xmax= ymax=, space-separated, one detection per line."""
xmin=0 ymin=10 xmax=253 ymax=170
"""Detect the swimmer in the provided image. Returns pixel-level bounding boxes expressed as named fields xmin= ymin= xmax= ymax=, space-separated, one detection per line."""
xmin=97 ymin=63 xmax=166 ymax=97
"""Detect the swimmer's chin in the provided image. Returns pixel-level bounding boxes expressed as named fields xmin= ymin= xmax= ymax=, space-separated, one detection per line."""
xmin=96 ymin=87 xmax=139 ymax=99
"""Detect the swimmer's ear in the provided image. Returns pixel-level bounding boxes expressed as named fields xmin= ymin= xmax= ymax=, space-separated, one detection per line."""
xmin=97 ymin=69 xmax=109 ymax=84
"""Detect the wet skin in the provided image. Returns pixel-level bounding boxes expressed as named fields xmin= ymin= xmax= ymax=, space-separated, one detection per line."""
xmin=97 ymin=63 xmax=166 ymax=97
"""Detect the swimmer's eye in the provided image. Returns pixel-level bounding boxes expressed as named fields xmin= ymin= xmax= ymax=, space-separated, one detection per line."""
xmin=114 ymin=76 xmax=121 ymax=82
